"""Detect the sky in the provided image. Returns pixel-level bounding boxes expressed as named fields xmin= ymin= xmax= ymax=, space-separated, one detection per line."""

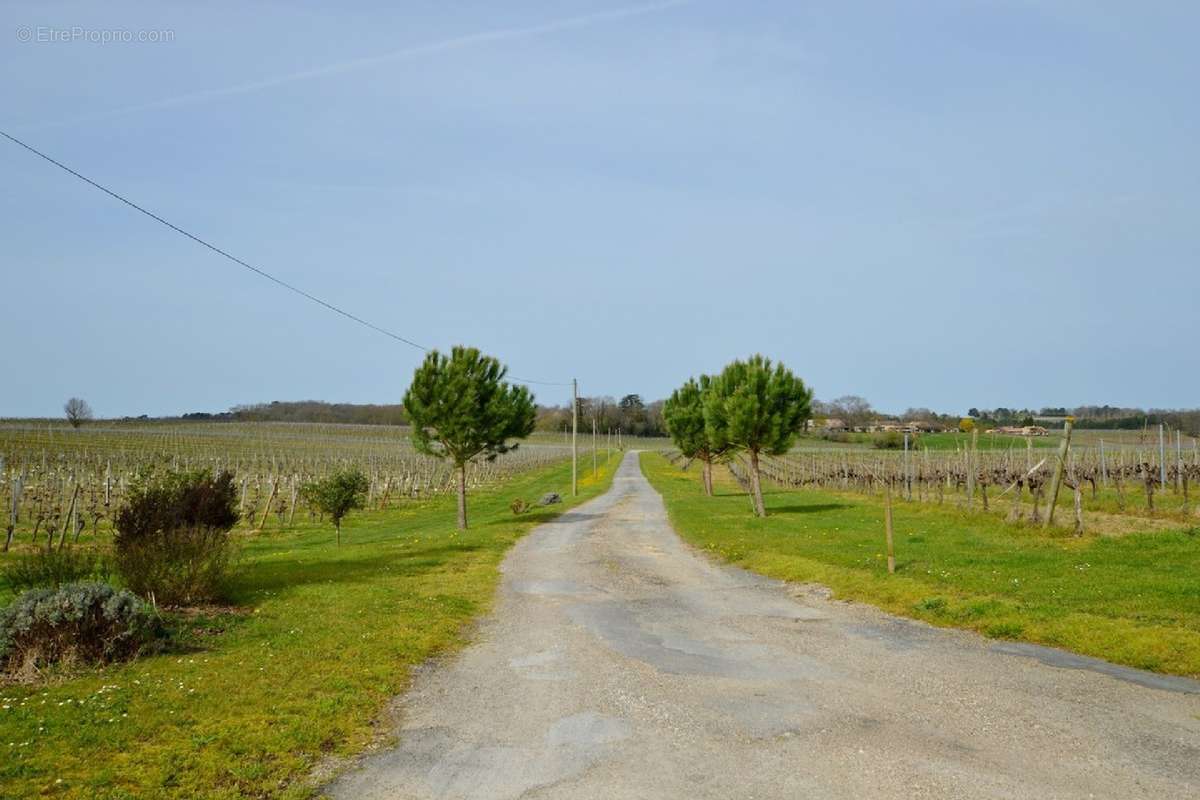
xmin=2 ymin=1 xmax=1198 ymax=418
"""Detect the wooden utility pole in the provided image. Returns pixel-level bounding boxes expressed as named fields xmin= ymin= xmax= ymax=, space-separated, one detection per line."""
xmin=1044 ymin=417 xmax=1075 ymax=528
xmin=572 ymin=378 xmax=578 ymax=496
xmin=592 ymin=417 xmax=598 ymax=477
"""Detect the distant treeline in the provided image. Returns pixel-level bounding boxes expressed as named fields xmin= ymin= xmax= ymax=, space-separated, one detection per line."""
xmin=171 ymin=398 xmax=1198 ymax=438
xmin=180 ymin=401 xmax=410 ymax=426
xmin=966 ymin=405 xmax=1200 ymax=435
xmin=535 ymin=394 xmax=667 ymax=438
xmin=1069 ymin=407 xmax=1200 ymax=435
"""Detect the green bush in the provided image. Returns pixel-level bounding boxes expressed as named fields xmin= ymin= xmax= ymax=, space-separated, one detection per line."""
xmin=873 ymin=431 xmax=907 ymax=450
xmin=0 ymin=581 xmax=162 ymax=677
xmin=114 ymin=470 xmax=239 ymax=605
xmin=3 ymin=548 xmax=111 ymax=594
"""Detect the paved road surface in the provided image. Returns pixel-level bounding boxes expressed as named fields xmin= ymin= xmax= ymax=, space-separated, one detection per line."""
xmin=328 ymin=451 xmax=1200 ymax=799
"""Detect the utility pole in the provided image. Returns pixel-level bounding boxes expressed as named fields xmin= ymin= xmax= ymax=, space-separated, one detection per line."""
xmin=592 ymin=416 xmax=597 ymax=477
xmin=572 ymin=378 xmax=578 ymax=496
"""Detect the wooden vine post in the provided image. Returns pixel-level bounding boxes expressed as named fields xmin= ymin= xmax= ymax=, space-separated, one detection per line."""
xmin=1043 ymin=416 xmax=1075 ymax=528
xmin=884 ymin=480 xmax=896 ymax=575
xmin=966 ymin=427 xmax=978 ymax=509
xmin=257 ymin=477 xmax=280 ymax=531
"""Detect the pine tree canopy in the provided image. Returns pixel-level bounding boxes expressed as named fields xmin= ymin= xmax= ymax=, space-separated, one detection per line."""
xmin=403 ymin=346 xmax=537 ymax=466
xmin=703 ymin=355 xmax=813 ymax=455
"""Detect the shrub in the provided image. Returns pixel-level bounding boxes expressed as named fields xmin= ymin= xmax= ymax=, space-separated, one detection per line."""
xmin=113 ymin=470 xmax=239 ymax=605
xmin=873 ymin=431 xmax=907 ymax=450
xmin=0 ymin=581 xmax=162 ymax=677
xmin=3 ymin=548 xmax=111 ymax=594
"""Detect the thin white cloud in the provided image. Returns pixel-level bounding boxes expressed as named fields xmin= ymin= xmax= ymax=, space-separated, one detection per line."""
xmin=23 ymin=0 xmax=692 ymax=129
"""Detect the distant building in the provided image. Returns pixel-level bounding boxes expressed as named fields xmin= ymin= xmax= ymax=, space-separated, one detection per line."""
xmin=985 ymin=425 xmax=1050 ymax=437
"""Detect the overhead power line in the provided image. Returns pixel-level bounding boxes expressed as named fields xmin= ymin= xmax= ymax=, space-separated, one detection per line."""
xmin=0 ymin=129 xmax=572 ymax=389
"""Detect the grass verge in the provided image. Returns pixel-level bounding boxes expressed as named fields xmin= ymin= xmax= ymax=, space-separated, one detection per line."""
xmin=640 ymin=451 xmax=1200 ymax=677
xmin=0 ymin=452 xmax=618 ymax=799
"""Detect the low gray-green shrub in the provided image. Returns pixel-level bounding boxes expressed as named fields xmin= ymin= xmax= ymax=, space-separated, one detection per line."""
xmin=0 ymin=581 xmax=163 ymax=677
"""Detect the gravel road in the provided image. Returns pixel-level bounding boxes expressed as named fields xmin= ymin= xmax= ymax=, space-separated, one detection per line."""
xmin=327 ymin=451 xmax=1200 ymax=799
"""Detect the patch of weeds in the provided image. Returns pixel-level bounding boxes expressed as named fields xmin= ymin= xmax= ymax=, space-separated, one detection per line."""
xmin=983 ymin=621 xmax=1025 ymax=639
xmin=914 ymin=596 xmax=947 ymax=613
xmin=957 ymin=599 xmax=1003 ymax=620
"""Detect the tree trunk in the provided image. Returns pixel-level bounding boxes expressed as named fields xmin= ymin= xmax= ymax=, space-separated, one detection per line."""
xmin=457 ymin=463 xmax=468 ymax=530
xmin=335 ymin=519 xmax=341 ymax=547
xmin=702 ymin=458 xmax=713 ymax=497
xmin=748 ymin=450 xmax=766 ymax=517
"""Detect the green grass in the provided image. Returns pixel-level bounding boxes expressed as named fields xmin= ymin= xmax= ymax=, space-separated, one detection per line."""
xmin=640 ymin=452 xmax=1200 ymax=677
xmin=909 ymin=431 xmax=1059 ymax=451
xmin=0 ymin=453 xmax=618 ymax=799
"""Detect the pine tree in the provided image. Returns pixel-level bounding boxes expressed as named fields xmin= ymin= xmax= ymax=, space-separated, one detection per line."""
xmin=704 ymin=355 xmax=812 ymax=517
xmin=403 ymin=346 xmax=536 ymax=529
xmin=663 ymin=376 xmax=722 ymax=496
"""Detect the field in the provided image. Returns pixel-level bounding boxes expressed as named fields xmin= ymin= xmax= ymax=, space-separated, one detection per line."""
xmin=0 ymin=420 xmax=592 ymax=552
xmin=641 ymin=451 xmax=1200 ymax=677
xmin=797 ymin=431 xmax=1061 ymax=451
xmin=3 ymin=418 xmax=1198 ymax=795
xmin=769 ymin=428 xmax=1199 ymax=531
xmin=0 ymin=420 xmax=619 ymax=798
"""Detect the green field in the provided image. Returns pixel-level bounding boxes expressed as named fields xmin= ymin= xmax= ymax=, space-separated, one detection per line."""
xmin=0 ymin=453 xmax=618 ymax=799
xmin=640 ymin=451 xmax=1200 ymax=678
xmin=912 ymin=431 xmax=1059 ymax=451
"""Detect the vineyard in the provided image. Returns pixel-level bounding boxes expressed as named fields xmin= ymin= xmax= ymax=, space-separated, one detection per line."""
xmin=0 ymin=420 xmax=578 ymax=553
xmin=677 ymin=427 xmax=1200 ymax=533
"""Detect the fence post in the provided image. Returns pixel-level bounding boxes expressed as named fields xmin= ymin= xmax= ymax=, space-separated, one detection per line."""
xmin=1044 ymin=417 xmax=1075 ymax=528
xmin=884 ymin=481 xmax=895 ymax=575
xmin=1159 ymin=424 xmax=1167 ymax=489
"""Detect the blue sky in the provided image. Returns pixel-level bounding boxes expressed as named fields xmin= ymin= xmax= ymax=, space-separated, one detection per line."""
xmin=3 ymin=1 xmax=1197 ymax=418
